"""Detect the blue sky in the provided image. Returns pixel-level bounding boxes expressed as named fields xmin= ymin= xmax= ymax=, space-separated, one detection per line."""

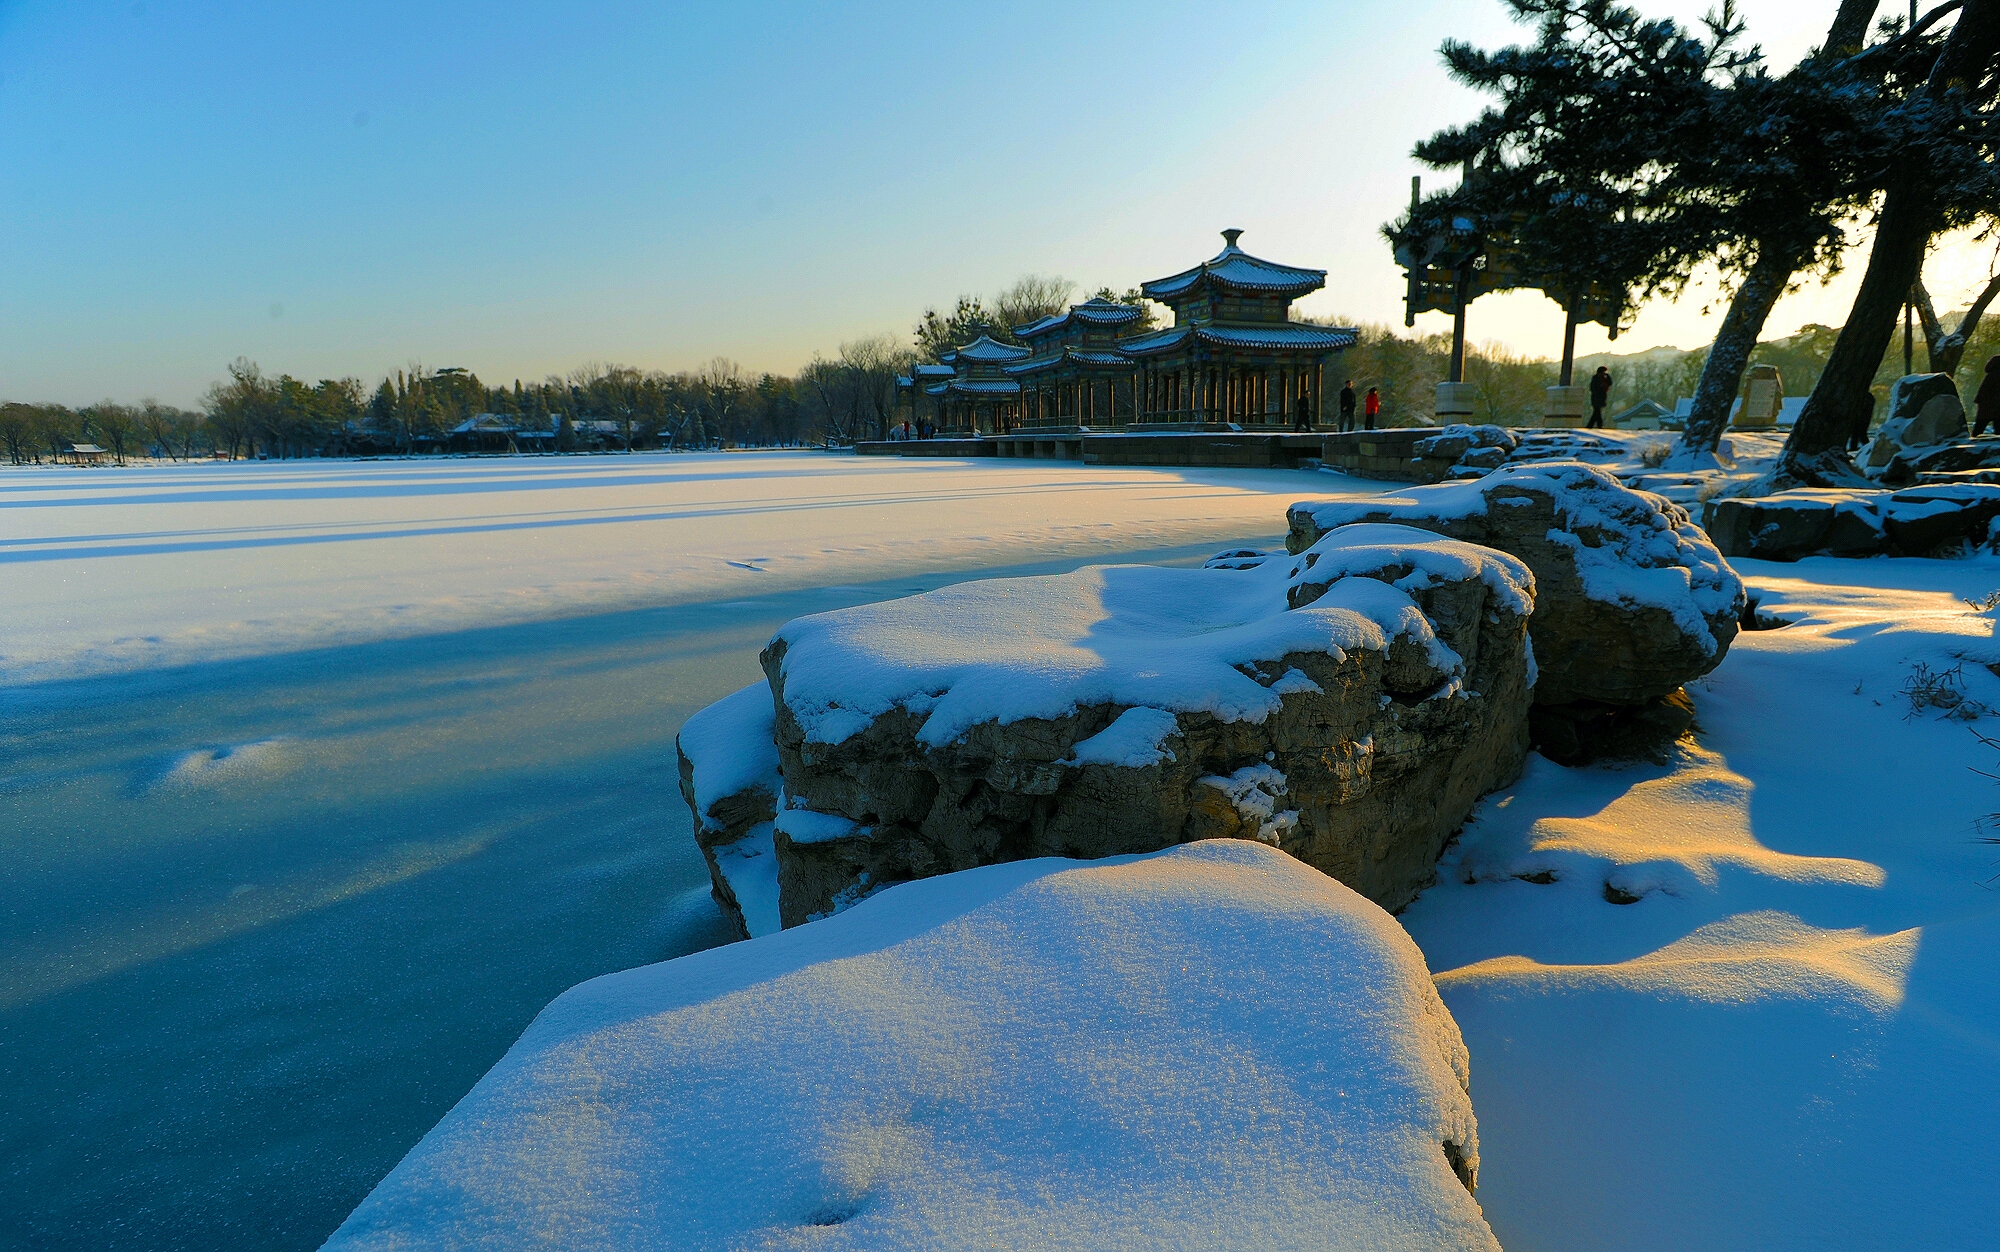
xmin=0 ymin=0 xmax=1924 ymax=405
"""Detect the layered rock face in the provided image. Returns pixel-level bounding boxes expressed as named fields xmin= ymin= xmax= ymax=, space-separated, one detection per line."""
xmin=699 ymin=524 xmax=1536 ymax=929
xmin=1288 ymin=462 xmax=1746 ymax=709
xmin=1705 ymin=483 xmax=2000 ymax=561
xmin=674 ymin=680 xmax=782 ymax=939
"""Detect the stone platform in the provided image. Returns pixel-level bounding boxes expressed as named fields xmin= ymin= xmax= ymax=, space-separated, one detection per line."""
xmin=855 ymin=429 xmax=1329 ymax=469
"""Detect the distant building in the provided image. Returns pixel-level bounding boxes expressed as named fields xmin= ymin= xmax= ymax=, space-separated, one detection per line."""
xmin=66 ymin=443 xmax=108 ymax=464
xmin=897 ymin=229 xmax=1359 ymax=436
xmin=1610 ymin=399 xmax=1672 ymax=430
xmin=1121 ymin=230 xmax=1356 ymax=428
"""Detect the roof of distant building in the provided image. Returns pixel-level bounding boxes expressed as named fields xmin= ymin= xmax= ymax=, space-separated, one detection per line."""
xmin=1006 ymin=348 xmax=1133 ymax=377
xmin=912 ymin=363 xmax=956 ymax=378
xmin=951 ymin=334 xmax=1032 ymax=363
xmin=1015 ymin=297 xmax=1145 ymax=339
xmin=1116 ymin=323 xmax=1358 ymax=357
xmin=1142 ymin=229 xmax=1326 ymax=301
xmin=945 ymin=378 xmax=1024 ymax=396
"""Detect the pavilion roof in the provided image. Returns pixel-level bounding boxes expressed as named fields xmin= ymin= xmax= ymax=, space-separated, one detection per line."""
xmin=1116 ymin=323 xmax=1358 ymax=358
xmin=1015 ymin=297 xmax=1145 ymax=340
xmin=1005 ymin=348 xmax=1131 ymax=377
xmin=951 ymin=334 xmax=1032 ymax=363
xmin=1142 ymin=230 xmax=1326 ymax=301
xmin=945 ymin=378 xmax=1023 ymax=396
xmin=912 ymin=363 xmax=956 ymax=378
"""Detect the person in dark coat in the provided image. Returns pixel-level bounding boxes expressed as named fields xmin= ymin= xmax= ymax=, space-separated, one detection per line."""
xmin=1293 ymin=394 xmax=1313 ymax=432
xmin=1976 ymin=356 xmax=2000 ymax=438
xmin=1338 ymin=380 xmax=1357 ymax=433
xmin=1587 ymin=366 xmax=1612 ymax=428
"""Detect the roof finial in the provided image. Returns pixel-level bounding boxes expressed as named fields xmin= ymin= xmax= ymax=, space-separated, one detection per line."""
xmin=1221 ymin=228 xmax=1244 ymax=250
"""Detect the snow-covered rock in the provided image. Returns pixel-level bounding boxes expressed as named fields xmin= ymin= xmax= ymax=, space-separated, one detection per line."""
xmin=757 ymin=524 xmax=1535 ymax=923
xmin=322 ymin=840 xmax=1500 ymax=1252
xmin=674 ymin=679 xmax=782 ymax=939
xmin=1289 ymin=462 xmax=1746 ymax=707
xmin=1704 ymin=484 xmax=2000 ymax=561
xmin=1863 ymin=373 xmax=1965 ymax=471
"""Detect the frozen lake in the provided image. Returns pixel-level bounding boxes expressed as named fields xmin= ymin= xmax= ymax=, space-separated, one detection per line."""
xmin=0 ymin=452 xmax=1356 ymax=1249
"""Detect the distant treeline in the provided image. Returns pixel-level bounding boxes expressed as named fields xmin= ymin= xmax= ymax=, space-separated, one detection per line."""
xmin=8 ymin=275 xmax=1995 ymax=465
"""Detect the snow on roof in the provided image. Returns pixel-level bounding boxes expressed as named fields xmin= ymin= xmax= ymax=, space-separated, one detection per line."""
xmin=1015 ymin=297 xmax=1145 ymax=340
xmin=950 ymin=334 xmax=1032 ymax=363
xmin=1191 ymin=324 xmax=1359 ymax=351
xmin=1142 ymin=229 xmax=1327 ymax=301
xmin=322 ymin=839 xmax=1496 ymax=1251
xmin=1005 ymin=347 xmax=1133 ymax=376
xmin=1115 ymin=323 xmax=1358 ymax=357
xmin=768 ymin=524 xmax=1496 ymax=749
xmin=945 ymin=378 xmax=1022 ymax=396
xmin=68 ymin=443 xmax=106 ymax=454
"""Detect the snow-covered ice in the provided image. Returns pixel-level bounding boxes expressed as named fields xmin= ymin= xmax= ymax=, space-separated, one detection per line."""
xmin=2 ymin=452 xmax=1372 ymax=684
xmin=323 ymin=840 xmax=1499 ymax=1252
xmin=1 ymin=451 xmax=1364 ymax=1250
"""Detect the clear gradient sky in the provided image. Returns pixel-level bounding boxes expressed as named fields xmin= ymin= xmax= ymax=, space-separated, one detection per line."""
xmin=0 ymin=0 xmax=1987 ymax=407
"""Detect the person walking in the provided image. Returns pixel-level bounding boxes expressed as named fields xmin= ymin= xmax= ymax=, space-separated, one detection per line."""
xmin=1293 ymin=394 xmax=1313 ymax=432
xmin=1363 ymin=386 xmax=1381 ymax=431
xmin=1339 ymin=380 xmax=1357 ymax=433
xmin=1587 ymin=365 xmax=1612 ymax=428
xmin=1976 ymin=356 xmax=2000 ymax=438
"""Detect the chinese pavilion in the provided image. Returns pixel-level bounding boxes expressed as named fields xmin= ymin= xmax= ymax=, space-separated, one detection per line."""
xmin=1120 ymin=229 xmax=1356 ymax=427
xmin=897 ymin=230 xmax=1354 ymax=436
xmin=1006 ymin=296 xmax=1146 ymax=430
xmin=929 ymin=332 xmax=1027 ymax=432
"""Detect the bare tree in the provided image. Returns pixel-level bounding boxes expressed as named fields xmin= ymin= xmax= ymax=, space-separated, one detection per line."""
xmin=991 ymin=274 xmax=1075 ymax=334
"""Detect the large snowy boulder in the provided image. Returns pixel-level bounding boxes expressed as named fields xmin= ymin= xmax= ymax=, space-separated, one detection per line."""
xmin=674 ymin=680 xmax=783 ymax=940
xmin=756 ymin=523 xmax=1533 ymax=924
xmin=1288 ymin=462 xmax=1746 ymax=707
xmin=1863 ymin=373 xmax=1965 ymax=471
xmin=322 ymin=841 xmax=1499 ymax=1252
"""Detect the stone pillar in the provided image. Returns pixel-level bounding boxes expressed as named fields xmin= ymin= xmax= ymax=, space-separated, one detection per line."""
xmin=1543 ymin=385 xmax=1589 ymax=429
xmin=1435 ymin=382 xmax=1478 ymax=421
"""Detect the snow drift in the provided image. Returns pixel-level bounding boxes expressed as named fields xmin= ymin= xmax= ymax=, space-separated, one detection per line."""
xmin=321 ymin=840 xmax=1499 ymax=1252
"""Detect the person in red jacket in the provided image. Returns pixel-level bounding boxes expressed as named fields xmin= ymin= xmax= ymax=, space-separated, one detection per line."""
xmin=1363 ymin=386 xmax=1381 ymax=430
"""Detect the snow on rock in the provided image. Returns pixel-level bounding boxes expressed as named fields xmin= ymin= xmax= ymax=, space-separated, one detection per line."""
xmin=322 ymin=840 xmax=1500 ymax=1252
xmin=756 ymin=524 xmax=1535 ymax=925
xmin=1289 ymin=462 xmax=1746 ymax=706
xmin=1705 ymin=483 xmax=2000 ymax=561
xmin=675 ymin=679 xmax=783 ymax=939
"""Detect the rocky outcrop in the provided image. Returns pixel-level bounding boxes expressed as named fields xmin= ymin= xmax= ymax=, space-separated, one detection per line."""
xmin=1704 ymin=483 xmax=2000 ymax=561
xmin=748 ymin=524 xmax=1535 ymax=927
xmin=1288 ymin=462 xmax=1746 ymax=707
xmin=1863 ymin=374 xmax=1965 ymax=472
xmin=674 ymin=680 xmax=782 ymax=940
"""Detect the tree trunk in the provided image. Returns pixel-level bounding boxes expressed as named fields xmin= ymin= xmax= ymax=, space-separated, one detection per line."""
xmin=1668 ymin=0 xmax=1879 ymax=468
xmin=1777 ymin=0 xmax=2000 ymax=482
xmin=1669 ymin=250 xmax=1793 ymax=467
xmin=1780 ymin=187 xmax=1935 ymax=466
